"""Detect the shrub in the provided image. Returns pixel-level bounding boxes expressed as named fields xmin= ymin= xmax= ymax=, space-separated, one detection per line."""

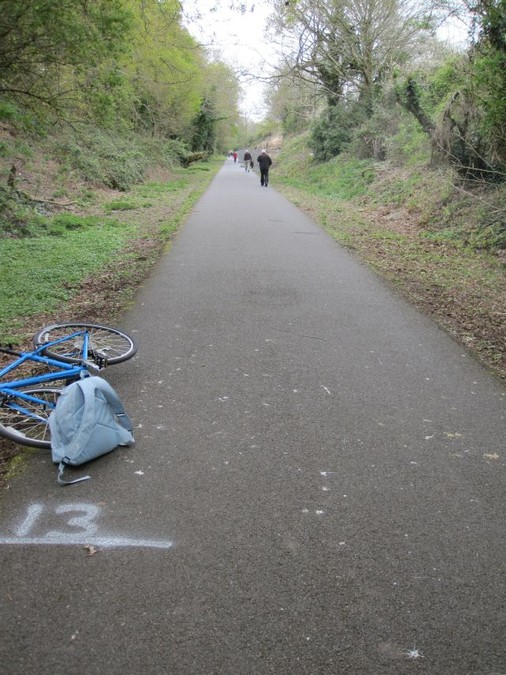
xmin=386 ymin=118 xmax=432 ymax=166
xmin=309 ymin=105 xmax=360 ymax=161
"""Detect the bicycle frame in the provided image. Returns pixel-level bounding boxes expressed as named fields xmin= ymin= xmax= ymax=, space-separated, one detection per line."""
xmin=0 ymin=331 xmax=100 ymax=418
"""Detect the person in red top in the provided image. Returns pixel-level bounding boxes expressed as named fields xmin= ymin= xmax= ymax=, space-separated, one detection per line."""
xmin=233 ymin=151 xmax=238 ymax=163
xmin=257 ymin=149 xmax=272 ymax=187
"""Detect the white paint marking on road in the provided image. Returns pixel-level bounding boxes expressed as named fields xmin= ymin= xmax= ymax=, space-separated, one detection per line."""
xmin=14 ymin=504 xmax=43 ymax=537
xmin=321 ymin=385 xmax=332 ymax=395
xmin=404 ymin=647 xmax=424 ymax=660
xmin=1 ymin=502 xmax=174 ymax=550
xmin=0 ymin=534 xmax=174 ymax=549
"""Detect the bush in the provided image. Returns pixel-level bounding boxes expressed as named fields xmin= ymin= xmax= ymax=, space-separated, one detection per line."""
xmin=309 ymin=105 xmax=360 ymax=161
xmin=49 ymin=129 xmax=190 ymax=191
xmin=385 ymin=118 xmax=432 ymax=166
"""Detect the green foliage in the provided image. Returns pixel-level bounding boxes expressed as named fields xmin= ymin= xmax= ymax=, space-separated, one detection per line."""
xmin=309 ymin=105 xmax=361 ymax=161
xmin=348 ymin=94 xmax=399 ymax=161
xmin=187 ymin=164 xmax=212 ymax=172
xmin=200 ymin=62 xmax=241 ymax=153
xmin=0 ymin=102 xmax=44 ymax=136
xmin=0 ymin=127 xmax=197 ymax=238
xmin=277 ymin=139 xmax=375 ymax=199
xmin=0 ymin=102 xmax=22 ymax=123
xmin=0 ymin=0 xmax=235 ymax=144
xmin=0 ymin=199 xmax=113 ymax=238
xmin=133 ymin=179 xmax=190 ymax=198
xmin=427 ymin=57 xmax=467 ymax=113
xmin=191 ymin=98 xmax=218 ymax=153
xmin=44 ymin=214 xmax=110 ymax=237
xmin=51 ymin=131 xmax=146 ymax=190
xmin=0 ymin=137 xmax=33 ymax=159
xmin=428 ymin=182 xmax=506 ymax=251
xmin=385 ymin=118 xmax=432 ymax=166
xmin=0 ymin=223 xmax=133 ymax=335
xmin=0 ymin=186 xmax=38 ymax=236
xmin=0 ymin=0 xmax=133 ymax=123
xmin=103 ymin=199 xmax=144 ymax=212
xmin=472 ymin=47 xmax=506 ymax=164
xmin=124 ymin=0 xmax=204 ymax=138
xmin=389 ymin=8 xmax=506 ymax=179
xmin=49 ymin=129 xmax=189 ymax=191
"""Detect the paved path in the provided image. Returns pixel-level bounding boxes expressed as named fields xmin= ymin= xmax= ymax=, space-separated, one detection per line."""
xmin=0 ymin=160 xmax=505 ymax=674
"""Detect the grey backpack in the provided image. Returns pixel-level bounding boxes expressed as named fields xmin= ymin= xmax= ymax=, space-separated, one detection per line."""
xmin=49 ymin=376 xmax=134 ymax=485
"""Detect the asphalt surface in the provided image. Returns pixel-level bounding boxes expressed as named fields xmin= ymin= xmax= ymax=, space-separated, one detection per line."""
xmin=0 ymin=159 xmax=505 ymax=674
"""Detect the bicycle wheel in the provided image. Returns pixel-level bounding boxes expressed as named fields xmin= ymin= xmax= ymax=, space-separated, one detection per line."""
xmin=0 ymin=387 xmax=61 ymax=448
xmin=33 ymin=323 xmax=137 ymax=365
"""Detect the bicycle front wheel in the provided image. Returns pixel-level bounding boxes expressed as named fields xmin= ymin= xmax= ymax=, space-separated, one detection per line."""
xmin=0 ymin=387 xmax=62 ymax=448
xmin=33 ymin=323 xmax=137 ymax=365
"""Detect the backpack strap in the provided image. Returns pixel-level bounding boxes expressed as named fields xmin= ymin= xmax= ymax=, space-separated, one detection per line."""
xmin=94 ymin=378 xmax=133 ymax=434
xmin=57 ymin=459 xmax=91 ymax=486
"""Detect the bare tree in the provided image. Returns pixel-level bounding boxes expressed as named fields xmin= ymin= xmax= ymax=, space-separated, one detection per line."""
xmin=269 ymin=0 xmax=435 ymax=111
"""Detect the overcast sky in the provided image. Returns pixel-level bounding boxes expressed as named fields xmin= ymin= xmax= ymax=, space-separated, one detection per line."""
xmin=182 ymin=1 xmax=276 ymax=121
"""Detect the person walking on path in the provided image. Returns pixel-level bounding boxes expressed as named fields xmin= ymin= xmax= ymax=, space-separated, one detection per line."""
xmin=257 ymin=149 xmax=272 ymax=187
xmin=243 ymin=149 xmax=253 ymax=172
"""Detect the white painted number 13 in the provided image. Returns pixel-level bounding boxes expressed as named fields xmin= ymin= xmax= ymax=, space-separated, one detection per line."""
xmin=15 ymin=503 xmax=99 ymax=538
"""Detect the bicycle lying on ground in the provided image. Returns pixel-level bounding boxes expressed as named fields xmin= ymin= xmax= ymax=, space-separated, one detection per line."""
xmin=0 ymin=323 xmax=136 ymax=449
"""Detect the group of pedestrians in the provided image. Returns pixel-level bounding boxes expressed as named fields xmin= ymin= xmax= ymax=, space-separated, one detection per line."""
xmin=234 ymin=148 xmax=273 ymax=187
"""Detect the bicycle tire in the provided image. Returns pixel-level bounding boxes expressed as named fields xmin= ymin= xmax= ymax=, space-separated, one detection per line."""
xmin=33 ymin=323 xmax=137 ymax=365
xmin=0 ymin=387 xmax=62 ymax=448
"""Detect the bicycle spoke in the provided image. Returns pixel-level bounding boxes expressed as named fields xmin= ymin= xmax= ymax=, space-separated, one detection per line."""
xmin=0 ymin=388 xmax=61 ymax=448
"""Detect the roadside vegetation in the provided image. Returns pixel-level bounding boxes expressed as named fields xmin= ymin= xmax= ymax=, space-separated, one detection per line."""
xmin=0 ymin=125 xmax=222 ymax=345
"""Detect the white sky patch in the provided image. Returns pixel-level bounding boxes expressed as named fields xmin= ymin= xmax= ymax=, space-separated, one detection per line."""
xmin=182 ymin=0 xmax=276 ymax=121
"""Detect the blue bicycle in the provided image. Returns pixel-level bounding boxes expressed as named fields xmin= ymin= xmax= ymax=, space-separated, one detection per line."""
xmin=0 ymin=323 xmax=136 ymax=448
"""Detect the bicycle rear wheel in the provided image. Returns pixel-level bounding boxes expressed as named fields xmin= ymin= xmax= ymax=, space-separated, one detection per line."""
xmin=0 ymin=387 xmax=61 ymax=448
xmin=33 ymin=323 xmax=137 ymax=365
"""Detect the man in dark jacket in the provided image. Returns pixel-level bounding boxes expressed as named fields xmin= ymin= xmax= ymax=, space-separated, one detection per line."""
xmin=243 ymin=149 xmax=252 ymax=172
xmin=257 ymin=149 xmax=272 ymax=187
